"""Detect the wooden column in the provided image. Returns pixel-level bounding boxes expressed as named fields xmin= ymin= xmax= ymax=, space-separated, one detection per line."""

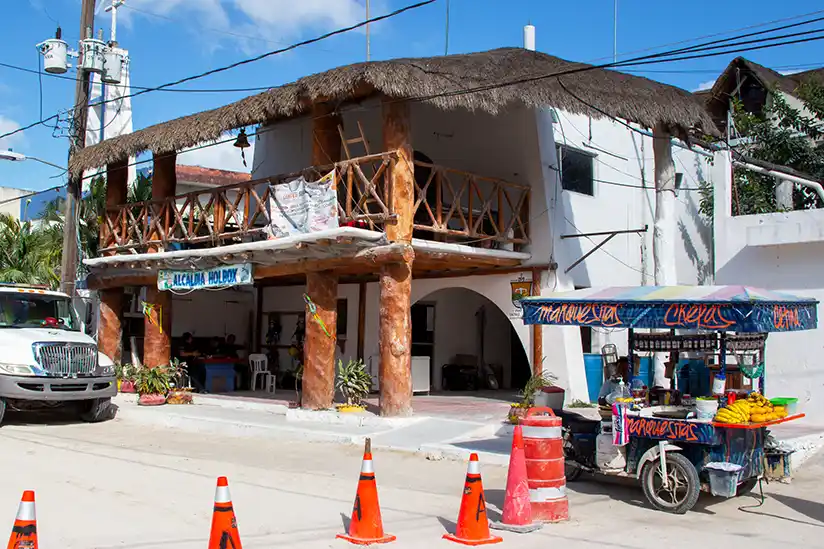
xmin=531 ymin=268 xmax=543 ymax=376
xmin=100 ymin=158 xmax=128 ymax=254
xmin=98 ymin=289 xmax=123 ymax=364
xmin=299 ymin=104 xmax=343 ymax=410
xmin=378 ymin=96 xmax=415 ymax=417
xmin=302 ymin=271 xmax=338 ymax=409
xmin=149 ymin=151 xmax=177 ymax=252
xmin=143 ymin=286 xmax=171 ymax=368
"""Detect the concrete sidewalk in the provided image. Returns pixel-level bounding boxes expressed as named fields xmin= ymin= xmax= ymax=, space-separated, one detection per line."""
xmin=112 ymin=394 xmax=824 ymax=469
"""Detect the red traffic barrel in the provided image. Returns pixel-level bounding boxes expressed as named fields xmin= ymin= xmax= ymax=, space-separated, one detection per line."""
xmin=520 ymin=406 xmax=569 ymax=522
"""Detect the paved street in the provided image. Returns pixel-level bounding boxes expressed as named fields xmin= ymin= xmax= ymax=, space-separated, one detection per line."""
xmin=1 ymin=413 xmax=823 ymax=549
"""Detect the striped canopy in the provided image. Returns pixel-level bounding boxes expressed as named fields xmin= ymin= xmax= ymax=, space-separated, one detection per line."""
xmin=520 ymin=285 xmax=818 ymax=332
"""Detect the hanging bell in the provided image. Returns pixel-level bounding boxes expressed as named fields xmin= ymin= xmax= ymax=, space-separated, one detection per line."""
xmin=233 ymin=129 xmax=251 ymax=149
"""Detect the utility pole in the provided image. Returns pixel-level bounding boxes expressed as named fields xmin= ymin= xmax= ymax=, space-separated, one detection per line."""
xmin=61 ymin=0 xmax=95 ymax=295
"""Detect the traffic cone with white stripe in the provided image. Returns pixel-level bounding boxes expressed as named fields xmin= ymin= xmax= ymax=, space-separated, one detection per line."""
xmin=491 ymin=425 xmax=542 ymax=533
xmin=443 ymin=454 xmax=502 ymax=546
xmin=337 ymin=438 xmax=396 ymax=545
xmin=208 ymin=477 xmax=242 ymax=549
xmin=7 ymin=490 xmax=37 ymax=549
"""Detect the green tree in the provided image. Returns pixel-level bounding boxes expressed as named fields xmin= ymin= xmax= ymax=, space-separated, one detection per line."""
xmin=731 ymin=77 xmax=824 ymax=215
xmin=0 ymin=213 xmax=61 ymax=287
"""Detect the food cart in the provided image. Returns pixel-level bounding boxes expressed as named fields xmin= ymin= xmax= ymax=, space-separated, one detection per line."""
xmin=519 ymin=285 xmax=818 ymax=514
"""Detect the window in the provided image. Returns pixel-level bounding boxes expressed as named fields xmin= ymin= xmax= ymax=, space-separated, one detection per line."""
xmin=557 ymin=146 xmax=595 ymax=196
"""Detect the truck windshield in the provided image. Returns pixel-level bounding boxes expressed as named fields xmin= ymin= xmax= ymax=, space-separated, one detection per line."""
xmin=0 ymin=293 xmax=80 ymax=331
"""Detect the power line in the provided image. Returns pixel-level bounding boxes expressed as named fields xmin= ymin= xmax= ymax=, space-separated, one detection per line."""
xmin=0 ymin=0 xmax=437 ymax=143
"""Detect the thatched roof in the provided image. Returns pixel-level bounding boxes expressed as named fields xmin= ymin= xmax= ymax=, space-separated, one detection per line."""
xmin=70 ymin=47 xmax=715 ymax=173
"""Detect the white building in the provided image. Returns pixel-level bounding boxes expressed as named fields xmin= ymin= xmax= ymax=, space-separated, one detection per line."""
xmin=0 ymin=186 xmax=31 ymax=219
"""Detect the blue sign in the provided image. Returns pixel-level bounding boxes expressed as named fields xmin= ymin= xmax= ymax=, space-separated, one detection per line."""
xmin=157 ymin=263 xmax=253 ymax=291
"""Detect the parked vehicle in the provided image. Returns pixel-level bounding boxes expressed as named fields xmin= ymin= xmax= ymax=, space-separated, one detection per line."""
xmin=0 ymin=284 xmax=116 ymax=424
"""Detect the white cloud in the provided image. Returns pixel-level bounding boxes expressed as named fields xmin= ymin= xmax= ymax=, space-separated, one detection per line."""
xmin=177 ymin=139 xmax=255 ymax=173
xmin=121 ymin=0 xmax=386 ymax=51
xmin=693 ymin=79 xmax=716 ymax=92
xmin=0 ymin=115 xmax=23 ymax=150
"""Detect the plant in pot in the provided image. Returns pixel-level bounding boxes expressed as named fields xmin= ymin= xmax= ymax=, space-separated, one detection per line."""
xmin=135 ymin=365 xmax=172 ymax=406
xmin=117 ymin=363 xmax=137 ymax=393
xmin=335 ymin=359 xmax=372 ymax=412
xmin=509 ymin=371 xmax=558 ymax=424
xmin=166 ymin=358 xmax=193 ymax=405
xmin=292 ymin=362 xmax=304 ymax=408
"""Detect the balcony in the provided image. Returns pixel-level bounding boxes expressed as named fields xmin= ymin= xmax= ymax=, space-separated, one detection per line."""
xmin=98 ymin=152 xmax=531 ymax=256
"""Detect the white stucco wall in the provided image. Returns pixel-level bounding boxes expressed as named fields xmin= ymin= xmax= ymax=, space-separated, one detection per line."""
xmin=713 ymin=151 xmax=824 ymax=424
xmin=0 ymin=186 xmax=29 ymax=219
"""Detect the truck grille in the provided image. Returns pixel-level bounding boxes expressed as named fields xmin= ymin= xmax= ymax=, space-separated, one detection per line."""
xmin=33 ymin=343 xmax=97 ymax=376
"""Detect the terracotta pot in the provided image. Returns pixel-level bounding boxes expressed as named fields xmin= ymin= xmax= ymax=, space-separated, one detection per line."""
xmin=120 ymin=380 xmax=136 ymax=394
xmin=138 ymin=394 xmax=167 ymax=406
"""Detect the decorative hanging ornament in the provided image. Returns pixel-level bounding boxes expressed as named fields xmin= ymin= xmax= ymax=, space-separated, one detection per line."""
xmin=141 ymin=301 xmax=162 ymax=334
xmin=303 ymin=293 xmax=333 ymax=338
xmin=234 ymin=128 xmax=250 ymax=167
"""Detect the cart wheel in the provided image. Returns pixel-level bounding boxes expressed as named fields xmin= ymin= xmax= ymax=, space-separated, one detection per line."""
xmin=640 ymin=452 xmax=700 ymax=514
xmin=565 ymin=462 xmax=584 ymax=482
xmin=737 ymin=478 xmax=759 ymax=497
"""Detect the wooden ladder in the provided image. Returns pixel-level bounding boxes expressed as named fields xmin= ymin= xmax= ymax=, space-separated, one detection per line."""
xmin=338 ymin=122 xmax=380 ymax=217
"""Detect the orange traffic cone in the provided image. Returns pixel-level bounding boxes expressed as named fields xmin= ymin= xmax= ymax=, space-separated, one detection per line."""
xmin=208 ymin=477 xmax=242 ymax=549
xmin=491 ymin=426 xmax=542 ymax=534
xmin=443 ymin=454 xmax=503 ymax=546
xmin=337 ymin=438 xmax=396 ymax=545
xmin=7 ymin=490 xmax=37 ymax=549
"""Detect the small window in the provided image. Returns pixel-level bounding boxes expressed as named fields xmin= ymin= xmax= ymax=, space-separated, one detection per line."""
xmin=336 ymin=299 xmax=348 ymax=337
xmin=557 ymin=146 xmax=594 ymax=196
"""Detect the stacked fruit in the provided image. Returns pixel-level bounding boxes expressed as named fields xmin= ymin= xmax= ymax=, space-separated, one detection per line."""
xmin=713 ymin=392 xmax=789 ymax=424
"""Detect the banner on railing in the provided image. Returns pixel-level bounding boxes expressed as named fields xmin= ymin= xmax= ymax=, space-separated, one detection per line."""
xmin=267 ymin=171 xmax=338 ymax=238
xmin=157 ymin=263 xmax=254 ymax=291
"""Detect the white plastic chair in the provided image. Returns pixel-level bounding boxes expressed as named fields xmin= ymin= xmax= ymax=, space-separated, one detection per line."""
xmin=248 ymin=353 xmax=270 ymax=391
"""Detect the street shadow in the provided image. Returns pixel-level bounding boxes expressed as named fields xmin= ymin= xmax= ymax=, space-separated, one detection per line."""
xmin=483 ymin=489 xmax=504 ymax=521
xmin=437 ymin=516 xmax=457 ymax=534
xmin=738 ymin=493 xmax=824 ymax=528
xmin=450 ymin=438 xmax=510 ymax=455
xmin=3 ymin=402 xmax=119 ymax=427
xmin=340 ymin=512 xmax=351 ymax=532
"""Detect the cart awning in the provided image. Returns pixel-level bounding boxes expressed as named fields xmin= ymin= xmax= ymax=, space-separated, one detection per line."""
xmin=520 ymin=285 xmax=818 ymax=332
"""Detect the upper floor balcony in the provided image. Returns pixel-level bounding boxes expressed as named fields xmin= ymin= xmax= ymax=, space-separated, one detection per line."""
xmin=98 ymin=151 xmax=531 ymax=257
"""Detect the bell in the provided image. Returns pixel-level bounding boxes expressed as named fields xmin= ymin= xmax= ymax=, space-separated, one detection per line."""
xmin=233 ymin=129 xmax=250 ymax=149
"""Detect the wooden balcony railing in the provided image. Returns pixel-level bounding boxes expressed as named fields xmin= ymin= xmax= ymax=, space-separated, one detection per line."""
xmin=99 ymin=152 xmax=397 ymax=254
xmin=98 ymin=152 xmax=531 ymax=255
xmin=411 ymin=160 xmax=530 ymax=247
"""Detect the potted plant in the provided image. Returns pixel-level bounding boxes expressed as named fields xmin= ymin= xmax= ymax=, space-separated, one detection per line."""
xmin=335 ymin=359 xmax=371 ymax=412
xmin=117 ymin=363 xmax=136 ymax=393
xmin=166 ymin=358 xmax=193 ymax=405
xmin=509 ymin=371 xmax=559 ymax=424
xmin=135 ymin=365 xmax=171 ymax=406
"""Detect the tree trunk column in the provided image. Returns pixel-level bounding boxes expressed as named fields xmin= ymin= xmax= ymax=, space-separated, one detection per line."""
xmin=100 ymin=157 xmax=128 ymax=255
xmin=378 ymin=260 xmax=413 ymax=416
xmin=149 ymin=151 xmax=177 ymax=252
xmin=98 ymin=289 xmax=123 ymax=364
xmin=143 ymin=286 xmax=171 ymax=368
xmin=652 ymin=124 xmax=677 ymax=286
xmin=302 ymin=271 xmax=338 ymax=410
xmin=378 ymin=96 xmax=415 ymax=417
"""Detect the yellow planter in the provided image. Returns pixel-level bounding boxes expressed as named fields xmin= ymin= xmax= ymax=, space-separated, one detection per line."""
xmin=336 ymin=405 xmax=366 ymax=413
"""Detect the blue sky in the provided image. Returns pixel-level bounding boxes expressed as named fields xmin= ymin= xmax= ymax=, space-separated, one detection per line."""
xmin=1 ymin=0 xmax=822 ymax=192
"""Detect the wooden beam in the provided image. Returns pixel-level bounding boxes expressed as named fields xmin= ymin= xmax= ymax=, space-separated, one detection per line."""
xmin=412 ymin=264 xmax=545 ymax=280
xmin=382 ymin=96 xmax=414 ymax=244
xmin=253 ymin=244 xmax=413 ymax=279
xmin=302 ymin=270 xmax=338 ymax=410
xmin=98 ymin=289 xmax=123 ymax=364
xmin=531 ymin=267 xmax=543 ymax=377
xmin=86 ymin=273 xmax=156 ymax=290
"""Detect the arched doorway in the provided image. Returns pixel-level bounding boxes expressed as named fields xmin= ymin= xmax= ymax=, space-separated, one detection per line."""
xmin=411 ymin=287 xmax=531 ymax=395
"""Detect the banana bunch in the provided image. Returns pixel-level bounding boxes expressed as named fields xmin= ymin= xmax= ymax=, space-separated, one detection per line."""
xmin=715 ymin=400 xmax=750 ymax=424
xmin=746 ymin=392 xmax=788 ymax=423
xmin=714 ymin=392 xmax=789 ymax=424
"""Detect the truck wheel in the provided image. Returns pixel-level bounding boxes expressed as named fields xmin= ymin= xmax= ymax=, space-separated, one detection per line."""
xmin=79 ymin=398 xmax=112 ymax=423
xmin=0 ymin=399 xmax=6 ymax=426
xmin=640 ymin=452 xmax=700 ymax=514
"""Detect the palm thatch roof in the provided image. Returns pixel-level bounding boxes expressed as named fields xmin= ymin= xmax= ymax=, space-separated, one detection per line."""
xmin=70 ymin=47 xmax=715 ymax=173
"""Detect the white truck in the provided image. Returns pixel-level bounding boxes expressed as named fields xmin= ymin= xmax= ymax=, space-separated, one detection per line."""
xmin=0 ymin=284 xmax=116 ymax=424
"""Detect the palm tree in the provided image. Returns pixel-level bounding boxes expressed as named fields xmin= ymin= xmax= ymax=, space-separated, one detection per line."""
xmin=0 ymin=213 xmax=60 ymax=287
